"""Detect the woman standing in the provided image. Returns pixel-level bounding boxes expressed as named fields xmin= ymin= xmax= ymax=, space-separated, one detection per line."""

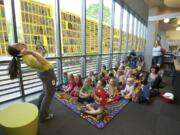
xmin=152 ymin=40 xmax=164 ymax=67
xmin=7 ymin=43 xmax=56 ymax=122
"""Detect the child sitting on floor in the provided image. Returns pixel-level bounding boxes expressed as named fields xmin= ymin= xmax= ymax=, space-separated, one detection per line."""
xmin=62 ymin=73 xmax=76 ymax=93
xmin=132 ymin=80 xmax=141 ymax=102
xmin=116 ymin=69 xmax=124 ymax=79
xmin=106 ymin=78 xmax=121 ymax=102
xmin=107 ymin=72 xmax=118 ymax=85
xmin=121 ymin=77 xmax=135 ymax=100
xmin=98 ymin=72 xmax=109 ymax=82
xmin=81 ymin=87 xmax=108 ymax=115
xmin=142 ymin=66 xmax=162 ymax=98
xmin=62 ymin=72 xmax=68 ymax=85
xmin=70 ymin=74 xmax=83 ymax=97
xmin=149 ymin=66 xmax=162 ymax=90
xmin=125 ymin=68 xmax=133 ymax=79
xmin=78 ymin=78 xmax=94 ymax=104
xmin=96 ymin=79 xmax=107 ymax=89
xmin=56 ymin=72 xmax=68 ymax=91
xmin=137 ymin=56 xmax=145 ymax=70
xmin=119 ymin=61 xmax=126 ymax=70
xmin=118 ymin=70 xmax=126 ymax=90
xmin=101 ymin=64 xmax=107 ymax=75
xmin=88 ymin=71 xmax=96 ymax=87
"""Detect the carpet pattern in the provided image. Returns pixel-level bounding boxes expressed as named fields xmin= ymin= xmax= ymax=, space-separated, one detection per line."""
xmin=55 ymin=92 xmax=129 ymax=128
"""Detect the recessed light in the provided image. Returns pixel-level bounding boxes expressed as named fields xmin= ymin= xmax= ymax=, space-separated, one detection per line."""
xmin=164 ymin=18 xmax=170 ymax=23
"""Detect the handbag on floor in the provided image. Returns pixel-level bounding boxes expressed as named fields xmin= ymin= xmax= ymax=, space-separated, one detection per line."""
xmin=160 ymin=92 xmax=174 ymax=103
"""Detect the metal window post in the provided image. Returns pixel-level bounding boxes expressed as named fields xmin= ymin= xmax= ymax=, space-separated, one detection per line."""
xmin=81 ymin=0 xmax=86 ymax=78
xmin=11 ymin=0 xmax=25 ymax=97
xmin=134 ymin=18 xmax=139 ymax=52
xmin=108 ymin=0 xmax=115 ymax=69
xmin=130 ymin=14 xmax=135 ymax=51
xmin=125 ymin=10 xmax=130 ymax=53
xmin=143 ymin=25 xmax=147 ymax=52
xmin=11 ymin=0 xmax=18 ymax=42
xmin=132 ymin=18 xmax=136 ymax=50
xmin=55 ymin=0 xmax=63 ymax=84
xmin=97 ymin=0 xmax=103 ymax=73
xmin=138 ymin=22 xmax=141 ymax=53
xmin=142 ymin=23 xmax=146 ymax=53
xmin=140 ymin=22 xmax=144 ymax=53
xmin=118 ymin=6 xmax=123 ymax=64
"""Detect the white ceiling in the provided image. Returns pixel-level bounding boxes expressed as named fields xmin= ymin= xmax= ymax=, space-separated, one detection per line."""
xmin=144 ymin=0 xmax=164 ymax=8
xmin=145 ymin=0 xmax=180 ymax=32
xmin=159 ymin=18 xmax=180 ymax=31
xmin=145 ymin=0 xmax=180 ymax=8
xmin=164 ymin=0 xmax=180 ymax=8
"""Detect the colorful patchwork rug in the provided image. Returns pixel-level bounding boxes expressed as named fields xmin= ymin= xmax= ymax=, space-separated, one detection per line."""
xmin=55 ymin=92 xmax=129 ymax=128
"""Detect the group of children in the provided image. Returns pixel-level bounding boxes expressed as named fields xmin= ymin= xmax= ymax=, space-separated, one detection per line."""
xmin=57 ymin=55 xmax=162 ymax=116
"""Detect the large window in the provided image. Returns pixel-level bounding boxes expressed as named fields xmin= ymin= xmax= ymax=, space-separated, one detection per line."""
xmin=60 ymin=0 xmax=81 ymax=56
xmin=86 ymin=0 xmax=99 ymax=55
xmin=0 ymin=0 xmax=8 ymax=56
xmin=121 ymin=9 xmax=128 ymax=52
xmin=102 ymin=0 xmax=112 ymax=54
xmin=113 ymin=2 xmax=121 ymax=53
xmin=15 ymin=0 xmax=56 ymax=57
xmin=0 ymin=0 xmax=148 ymax=103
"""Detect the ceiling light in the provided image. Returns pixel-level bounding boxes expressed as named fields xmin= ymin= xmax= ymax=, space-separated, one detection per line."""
xmin=176 ymin=26 xmax=180 ymax=31
xmin=164 ymin=18 xmax=170 ymax=23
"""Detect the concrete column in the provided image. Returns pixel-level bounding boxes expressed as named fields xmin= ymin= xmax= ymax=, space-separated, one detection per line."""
xmin=159 ymin=31 xmax=168 ymax=49
xmin=144 ymin=8 xmax=159 ymax=71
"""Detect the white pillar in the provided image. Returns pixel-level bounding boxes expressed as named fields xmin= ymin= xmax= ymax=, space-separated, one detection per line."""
xmin=144 ymin=8 xmax=159 ymax=71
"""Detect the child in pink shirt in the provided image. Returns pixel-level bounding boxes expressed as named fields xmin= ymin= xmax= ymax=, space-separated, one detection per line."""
xmin=63 ymin=73 xmax=76 ymax=93
xmin=70 ymin=74 xmax=83 ymax=97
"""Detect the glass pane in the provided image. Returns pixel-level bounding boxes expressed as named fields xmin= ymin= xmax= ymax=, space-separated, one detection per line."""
xmin=15 ymin=0 xmax=56 ymax=57
xmin=143 ymin=25 xmax=146 ymax=51
xmin=102 ymin=0 xmax=112 ymax=54
xmin=0 ymin=0 xmax=22 ymax=103
xmin=140 ymin=22 xmax=142 ymax=52
xmin=113 ymin=3 xmax=121 ymax=53
xmin=0 ymin=62 xmax=21 ymax=103
xmin=86 ymin=56 xmax=98 ymax=75
xmin=133 ymin=17 xmax=137 ymax=50
xmin=102 ymin=55 xmax=109 ymax=70
xmin=60 ymin=0 xmax=81 ymax=56
xmin=128 ymin=14 xmax=133 ymax=52
xmin=140 ymin=23 xmax=144 ymax=52
xmin=0 ymin=0 xmax=8 ymax=56
xmin=112 ymin=54 xmax=118 ymax=68
xmin=135 ymin=20 xmax=140 ymax=51
xmin=86 ymin=0 xmax=99 ymax=55
xmin=62 ymin=57 xmax=81 ymax=75
xmin=121 ymin=9 xmax=128 ymax=52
